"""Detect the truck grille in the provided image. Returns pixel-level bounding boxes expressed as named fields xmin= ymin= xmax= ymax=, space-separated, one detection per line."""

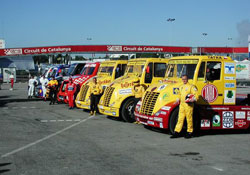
xmin=103 ymin=87 xmax=115 ymax=107
xmin=79 ymin=85 xmax=89 ymax=101
xmin=140 ymin=91 xmax=160 ymax=116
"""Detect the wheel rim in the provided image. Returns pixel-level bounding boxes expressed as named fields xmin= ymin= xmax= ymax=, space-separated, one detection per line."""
xmin=125 ymin=101 xmax=135 ymax=120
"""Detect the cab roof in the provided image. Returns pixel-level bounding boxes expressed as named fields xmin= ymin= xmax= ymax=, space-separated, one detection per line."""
xmin=169 ymin=55 xmax=233 ymax=62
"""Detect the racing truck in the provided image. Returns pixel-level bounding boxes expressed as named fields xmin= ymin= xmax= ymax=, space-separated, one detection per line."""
xmin=134 ymin=55 xmax=250 ymax=134
xmin=75 ymin=60 xmax=128 ymax=109
xmin=98 ymin=58 xmax=169 ymax=122
xmin=57 ymin=62 xmax=100 ymax=103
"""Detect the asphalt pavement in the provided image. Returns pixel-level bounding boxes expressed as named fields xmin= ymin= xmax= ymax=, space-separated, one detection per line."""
xmin=0 ymin=83 xmax=250 ymax=175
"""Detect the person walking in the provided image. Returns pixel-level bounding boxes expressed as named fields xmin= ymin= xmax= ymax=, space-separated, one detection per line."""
xmin=28 ymin=76 xmax=38 ymax=98
xmin=65 ymin=78 xmax=76 ymax=109
xmin=40 ymin=75 xmax=49 ymax=101
xmin=170 ymin=75 xmax=198 ymax=139
xmin=48 ymin=77 xmax=58 ymax=105
xmin=133 ymin=82 xmax=145 ymax=124
xmin=89 ymin=77 xmax=102 ymax=116
xmin=9 ymin=73 xmax=14 ymax=90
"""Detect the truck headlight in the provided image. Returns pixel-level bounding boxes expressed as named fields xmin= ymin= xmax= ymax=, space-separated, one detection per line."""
xmin=155 ymin=111 xmax=161 ymax=116
xmin=135 ymin=105 xmax=141 ymax=112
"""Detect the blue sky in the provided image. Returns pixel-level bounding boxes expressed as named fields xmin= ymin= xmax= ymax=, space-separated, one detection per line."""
xmin=0 ymin=0 xmax=250 ymax=48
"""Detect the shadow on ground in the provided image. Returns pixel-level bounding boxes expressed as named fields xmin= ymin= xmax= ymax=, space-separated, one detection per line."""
xmin=0 ymin=163 xmax=11 ymax=174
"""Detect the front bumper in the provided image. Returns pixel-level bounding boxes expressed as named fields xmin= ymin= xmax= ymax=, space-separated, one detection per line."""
xmin=98 ymin=104 xmax=119 ymax=117
xmin=75 ymin=100 xmax=90 ymax=109
xmin=134 ymin=110 xmax=169 ymax=129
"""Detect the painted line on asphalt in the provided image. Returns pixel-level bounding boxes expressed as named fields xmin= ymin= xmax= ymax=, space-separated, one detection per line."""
xmin=1 ymin=107 xmax=37 ymax=110
xmin=1 ymin=115 xmax=94 ymax=158
xmin=211 ymin=166 xmax=224 ymax=171
xmin=39 ymin=119 xmax=82 ymax=123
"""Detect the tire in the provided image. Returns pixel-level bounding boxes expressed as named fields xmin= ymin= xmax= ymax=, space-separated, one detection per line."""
xmin=121 ymin=98 xmax=136 ymax=123
xmin=169 ymin=106 xmax=199 ymax=135
xmin=169 ymin=107 xmax=179 ymax=134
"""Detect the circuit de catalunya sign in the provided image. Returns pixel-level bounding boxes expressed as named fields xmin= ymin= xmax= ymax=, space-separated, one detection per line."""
xmin=0 ymin=45 xmax=191 ymax=56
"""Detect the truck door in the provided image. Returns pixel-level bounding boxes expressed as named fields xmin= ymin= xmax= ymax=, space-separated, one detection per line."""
xmin=152 ymin=62 xmax=167 ymax=83
xmin=196 ymin=61 xmax=224 ymax=105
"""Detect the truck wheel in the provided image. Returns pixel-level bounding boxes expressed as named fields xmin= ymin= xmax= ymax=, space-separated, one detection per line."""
xmin=169 ymin=107 xmax=179 ymax=134
xmin=121 ymin=98 xmax=135 ymax=123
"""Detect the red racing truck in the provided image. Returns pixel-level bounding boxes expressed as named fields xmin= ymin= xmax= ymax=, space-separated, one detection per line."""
xmin=57 ymin=62 xmax=101 ymax=103
xmin=135 ymin=55 xmax=250 ymax=134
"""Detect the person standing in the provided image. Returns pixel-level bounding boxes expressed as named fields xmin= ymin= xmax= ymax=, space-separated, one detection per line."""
xmin=170 ymin=75 xmax=198 ymax=139
xmin=65 ymin=78 xmax=76 ymax=109
xmin=133 ymin=82 xmax=145 ymax=124
xmin=9 ymin=73 xmax=14 ymax=90
xmin=40 ymin=75 xmax=49 ymax=101
xmin=48 ymin=77 xmax=58 ymax=105
xmin=89 ymin=77 xmax=102 ymax=116
xmin=28 ymin=76 xmax=38 ymax=98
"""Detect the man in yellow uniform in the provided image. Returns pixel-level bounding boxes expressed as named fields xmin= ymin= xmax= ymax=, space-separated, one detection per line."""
xmin=48 ymin=77 xmax=58 ymax=105
xmin=133 ymin=82 xmax=145 ymax=124
xmin=171 ymin=75 xmax=198 ymax=139
xmin=89 ymin=77 xmax=103 ymax=116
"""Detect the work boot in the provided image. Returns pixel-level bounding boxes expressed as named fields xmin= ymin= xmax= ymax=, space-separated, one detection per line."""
xmin=184 ymin=132 xmax=193 ymax=139
xmin=93 ymin=111 xmax=96 ymax=116
xmin=89 ymin=111 xmax=93 ymax=116
xmin=170 ymin=132 xmax=180 ymax=139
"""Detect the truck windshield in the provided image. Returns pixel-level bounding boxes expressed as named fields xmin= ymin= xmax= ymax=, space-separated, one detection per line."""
xmin=80 ymin=66 xmax=95 ymax=75
xmin=98 ymin=66 xmax=114 ymax=75
xmin=126 ymin=64 xmax=145 ymax=77
xmin=166 ymin=59 xmax=198 ymax=79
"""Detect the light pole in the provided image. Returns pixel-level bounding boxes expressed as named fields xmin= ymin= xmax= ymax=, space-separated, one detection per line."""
xmin=166 ymin=18 xmax=175 ymax=45
xmin=200 ymin=33 xmax=208 ymax=55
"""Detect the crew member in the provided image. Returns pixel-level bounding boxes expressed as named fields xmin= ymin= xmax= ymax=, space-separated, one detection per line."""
xmin=48 ymin=77 xmax=58 ymax=105
xmin=9 ymin=73 xmax=14 ymax=90
xmin=171 ymin=75 xmax=198 ymax=139
xmin=133 ymin=82 xmax=145 ymax=124
xmin=66 ymin=78 xmax=76 ymax=109
xmin=40 ymin=75 xmax=49 ymax=101
xmin=28 ymin=76 xmax=38 ymax=99
xmin=89 ymin=77 xmax=102 ymax=116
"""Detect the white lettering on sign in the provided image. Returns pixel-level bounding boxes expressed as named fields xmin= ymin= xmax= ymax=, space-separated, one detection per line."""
xmin=225 ymin=83 xmax=235 ymax=88
xmin=48 ymin=47 xmax=71 ymax=52
xmin=4 ymin=49 xmax=22 ymax=55
xmin=201 ymin=84 xmax=218 ymax=103
xmin=85 ymin=64 xmax=96 ymax=67
xmin=24 ymin=49 xmax=40 ymax=54
xmin=107 ymin=46 xmax=122 ymax=52
xmin=235 ymin=111 xmax=245 ymax=119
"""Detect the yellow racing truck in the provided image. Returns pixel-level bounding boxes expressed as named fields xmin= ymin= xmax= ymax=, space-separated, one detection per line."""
xmin=98 ymin=58 xmax=169 ymax=122
xmin=134 ymin=55 xmax=250 ymax=134
xmin=75 ymin=60 xmax=128 ymax=109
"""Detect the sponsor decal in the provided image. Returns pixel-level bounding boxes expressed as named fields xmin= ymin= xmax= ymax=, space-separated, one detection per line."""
xmin=222 ymin=111 xmax=234 ymax=128
xmin=224 ymin=90 xmax=235 ymax=104
xmin=4 ymin=48 xmax=22 ymax=55
xmin=235 ymin=120 xmax=246 ymax=127
xmin=201 ymin=84 xmax=218 ymax=103
xmin=242 ymin=108 xmax=250 ymax=111
xmin=173 ymin=88 xmax=179 ymax=95
xmin=201 ymin=119 xmax=210 ymax=127
xmin=107 ymin=45 xmax=122 ymax=52
xmin=121 ymin=82 xmax=133 ymax=88
xmin=98 ymin=80 xmax=111 ymax=85
xmin=247 ymin=117 xmax=250 ymax=121
xmin=119 ymin=88 xmax=132 ymax=95
xmin=99 ymin=105 xmax=104 ymax=109
xmin=248 ymin=111 xmax=250 ymax=116
xmin=159 ymin=123 xmax=163 ymax=128
xmin=161 ymin=106 xmax=171 ymax=110
xmin=212 ymin=115 xmax=221 ymax=127
xmin=162 ymin=92 xmax=170 ymax=101
xmin=224 ymin=76 xmax=235 ymax=80
xmin=147 ymin=121 xmax=154 ymax=125
xmin=224 ymin=63 xmax=235 ymax=74
xmin=225 ymin=83 xmax=235 ymax=88
xmin=158 ymin=85 xmax=167 ymax=91
xmin=235 ymin=111 xmax=245 ymax=119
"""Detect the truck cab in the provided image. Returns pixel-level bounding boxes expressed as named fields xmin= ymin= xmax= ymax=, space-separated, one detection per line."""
xmin=98 ymin=58 xmax=168 ymax=122
xmin=75 ymin=60 xmax=128 ymax=109
xmin=135 ymin=55 xmax=250 ymax=133
xmin=57 ymin=62 xmax=100 ymax=103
